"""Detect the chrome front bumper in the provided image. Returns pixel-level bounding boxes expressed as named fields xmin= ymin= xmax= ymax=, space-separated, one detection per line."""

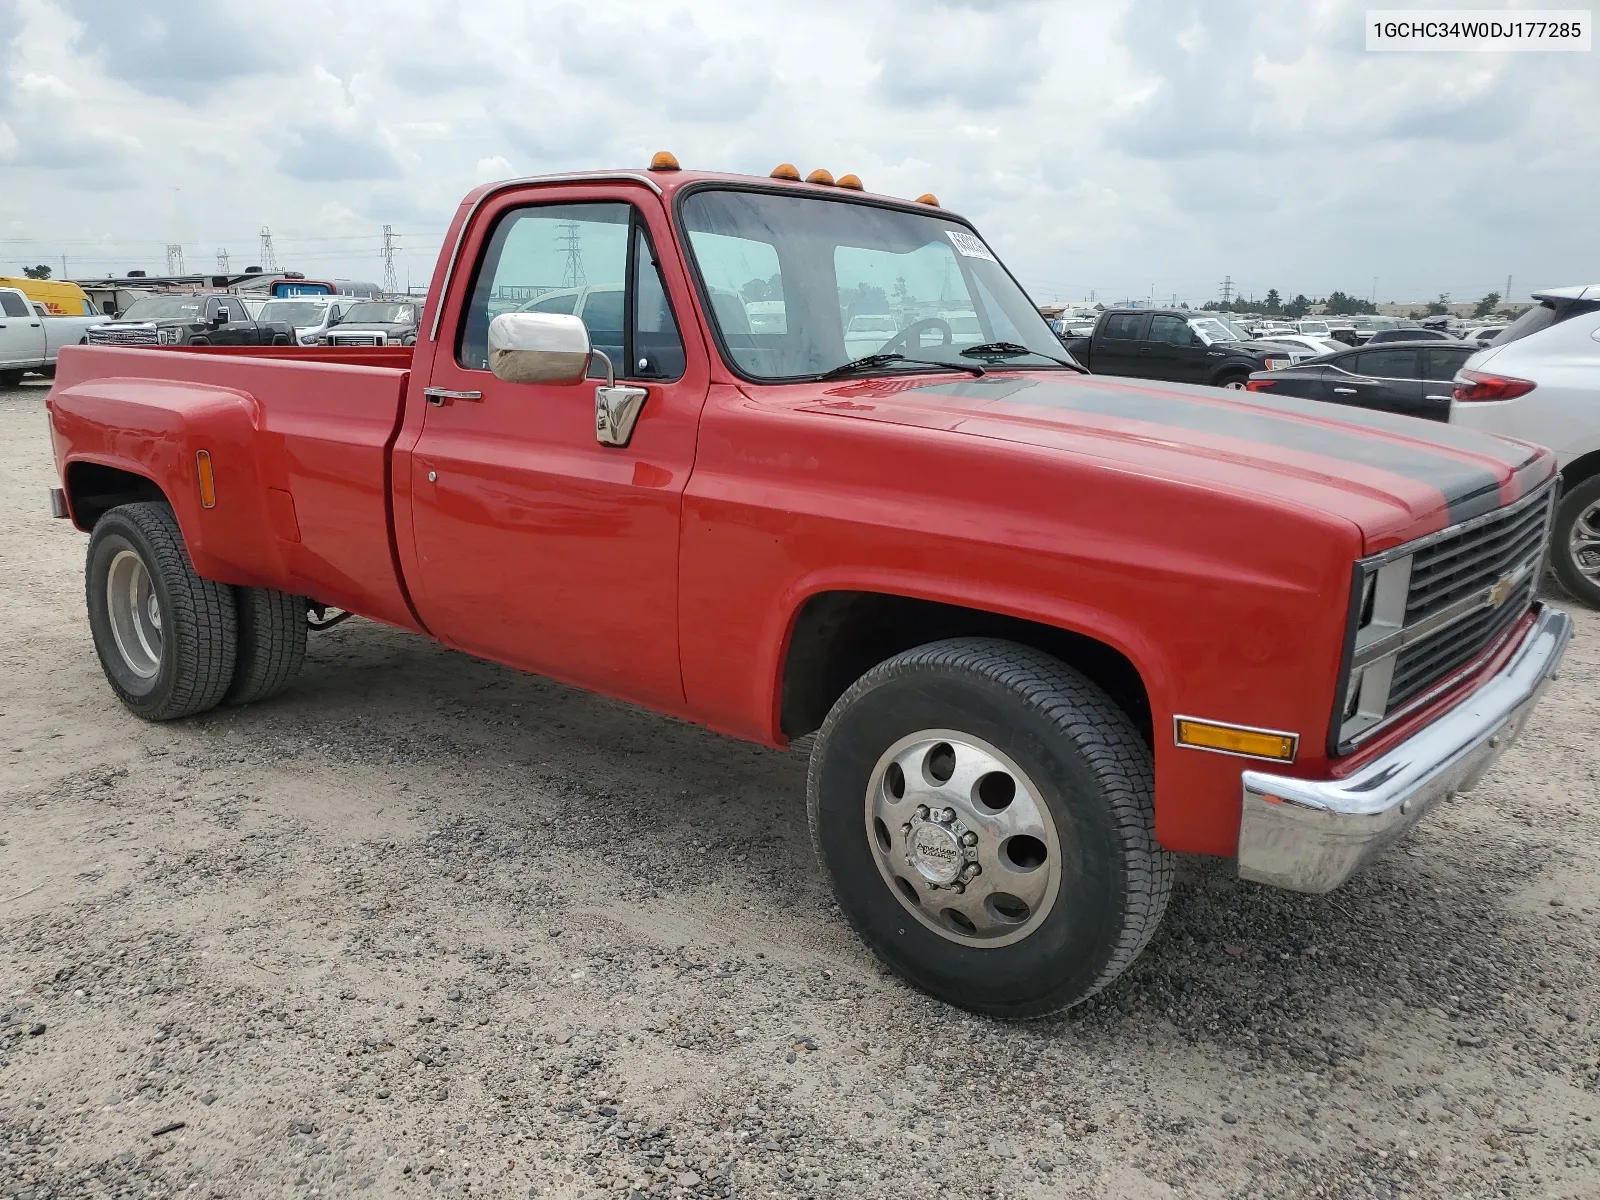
xmin=1237 ymin=604 xmax=1571 ymax=893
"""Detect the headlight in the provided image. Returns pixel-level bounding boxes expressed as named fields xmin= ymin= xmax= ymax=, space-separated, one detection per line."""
xmin=1264 ymin=357 xmax=1289 ymax=370
xmin=1336 ymin=553 xmax=1414 ymax=747
xmin=156 ymin=329 xmax=171 ymax=345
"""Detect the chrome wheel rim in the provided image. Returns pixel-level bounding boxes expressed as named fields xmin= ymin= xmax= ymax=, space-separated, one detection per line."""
xmin=865 ymin=730 xmax=1062 ymax=948
xmin=106 ymin=549 xmax=162 ymax=678
xmin=1568 ymin=499 xmax=1600 ymax=584
xmin=1223 ymin=379 xmax=1249 ymax=390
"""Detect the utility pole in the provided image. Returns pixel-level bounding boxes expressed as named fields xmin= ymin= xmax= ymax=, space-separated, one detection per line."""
xmin=1219 ymin=275 xmax=1234 ymax=306
xmin=1505 ymin=275 xmax=1512 ymax=304
xmin=557 ymin=222 xmax=586 ymax=289
xmin=61 ymin=254 xmax=67 ymax=279
xmin=259 ymin=227 xmax=277 ymax=272
xmin=1371 ymin=276 xmax=1377 ymax=304
xmin=381 ymin=225 xmax=399 ymax=295
xmin=165 ymin=245 xmax=185 ymax=275
xmin=216 ymin=248 xmax=230 ymax=273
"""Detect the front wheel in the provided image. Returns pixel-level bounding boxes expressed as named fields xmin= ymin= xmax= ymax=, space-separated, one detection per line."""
xmin=86 ymin=503 xmax=237 ymax=719
xmin=1216 ymin=372 xmax=1250 ymax=390
xmin=1552 ymin=475 xmax=1600 ymax=609
xmin=807 ymin=638 xmax=1172 ymax=1019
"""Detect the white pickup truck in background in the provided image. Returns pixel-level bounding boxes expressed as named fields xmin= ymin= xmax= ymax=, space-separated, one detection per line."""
xmin=0 ymin=286 xmax=103 ymax=384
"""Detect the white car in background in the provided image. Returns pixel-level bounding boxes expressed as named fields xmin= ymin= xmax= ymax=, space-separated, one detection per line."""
xmin=1251 ymin=332 xmax=1346 ymax=359
xmin=1447 ymin=284 xmax=1600 ymax=605
xmin=843 ymin=312 xmax=898 ymax=358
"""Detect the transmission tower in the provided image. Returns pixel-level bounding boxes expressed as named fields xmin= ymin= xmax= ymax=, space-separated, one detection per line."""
xmin=216 ymin=247 xmax=230 ymax=273
xmin=1219 ymin=275 xmax=1234 ymax=306
xmin=166 ymin=244 xmax=186 ymax=275
xmin=259 ymin=227 xmax=278 ymax=272
xmin=381 ymin=224 xmax=399 ymax=295
xmin=557 ymin=222 xmax=585 ymax=288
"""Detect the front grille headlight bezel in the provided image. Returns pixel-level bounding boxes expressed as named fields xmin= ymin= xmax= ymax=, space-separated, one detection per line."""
xmin=1333 ymin=552 xmax=1414 ymax=752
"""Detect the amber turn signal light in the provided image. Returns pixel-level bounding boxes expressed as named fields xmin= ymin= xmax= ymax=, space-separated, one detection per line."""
xmin=836 ymin=173 xmax=864 ymax=190
xmin=770 ymin=163 xmax=801 ymax=181
xmin=806 ymin=168 xmax=835 ymax=185
xmin=649 ymin=150 xmax=681 ymax=171
xmin=1174 ymin=718 xmax=1297 ymax=762
xmin=195 ymin=450 xmax=217 ymax=509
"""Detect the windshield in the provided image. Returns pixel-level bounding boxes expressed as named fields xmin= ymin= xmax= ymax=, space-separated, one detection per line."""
xmin=1298 ymin=321 xmax=1330 ymax=334
xmin=680 ymin=189 xmax=1067 ymax=378
xmin=259 ymin=300 xmax=330 ymax=325
xmin=1188 ymin=317 xmax=1238 ymax=344
xmin=342 ymin=302 xmax=416 ymax=324
xmin=120 ymin=296 xmax=205 ymax=321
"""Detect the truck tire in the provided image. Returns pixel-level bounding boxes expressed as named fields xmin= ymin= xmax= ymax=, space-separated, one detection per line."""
xmin=85 ymin=503 xmax=237 ymax=720
xmin=1551 ymin=474 xmax=1600 ymax=609
xmin=1215 ymin=370 xmax=1250 ymax=390
xmin=226 ymin=587 xmax=308 ymax=705
xmin=0 ymin=370 xmax=22 ymax=388
xmin=807 ymin=637 xmax=1172 ymax=1019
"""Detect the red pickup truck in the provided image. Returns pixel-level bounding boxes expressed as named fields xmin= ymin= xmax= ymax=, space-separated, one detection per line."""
xmin=47 ymin=158 xmax=1571 ymax=1018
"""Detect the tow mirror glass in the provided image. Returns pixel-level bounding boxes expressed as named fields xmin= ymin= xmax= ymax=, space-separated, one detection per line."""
xmin=488 ymin=312 xmax=592 ymax=385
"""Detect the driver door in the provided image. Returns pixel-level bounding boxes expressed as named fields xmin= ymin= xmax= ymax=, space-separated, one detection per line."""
xmin=406 ymin=192 xmax=705 ymax=710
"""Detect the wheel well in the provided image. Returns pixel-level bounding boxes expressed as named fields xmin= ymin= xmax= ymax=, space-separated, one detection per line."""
xmin=1559 ymin=450 xmax=1600 ymax=491
xmin=780 ymin=591 xmax=1152 ymax=745
xmin=65 ymin=462 xmax=167 ymax=528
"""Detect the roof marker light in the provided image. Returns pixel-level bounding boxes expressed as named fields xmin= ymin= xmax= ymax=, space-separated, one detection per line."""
xmin=806 ymin=168 xmax=835 ymax=185
xmin=770 ymin=163 xmax=801 ymax=181
xmin=914 ymin=193 xmax=939 ymax=206
xmin=649 ymin=151 xmax=681 ymax=171
xmin=836 ymin=173 xmax=864 ymax=190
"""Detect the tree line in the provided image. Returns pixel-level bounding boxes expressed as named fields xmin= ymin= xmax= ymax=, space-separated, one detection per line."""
xmin=1200 ymin=288 xmax=1508 ymax=319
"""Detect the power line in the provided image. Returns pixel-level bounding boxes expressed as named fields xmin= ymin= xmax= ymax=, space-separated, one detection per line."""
xmin=259 ymin=227 xmax=277 ymax=272
xmin=557 ymin=222 xmax=585 ymax=288
xmin=165 ymin=244 xmax=185 ymax=275
xmin=1219 ymin=275 xmax=1234 ymax=306
xmin=216 ymin=247 xmax=230 ymax=273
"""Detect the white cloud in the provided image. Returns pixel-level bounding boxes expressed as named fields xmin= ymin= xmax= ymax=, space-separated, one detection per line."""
xmin=0 ymin=0 xmax=1592 ymax=304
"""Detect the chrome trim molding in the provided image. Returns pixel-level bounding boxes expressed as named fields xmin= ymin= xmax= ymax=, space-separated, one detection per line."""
xmin=1172 ymin=715 xmax=1300 ymax=763
xmin=1240 ymin=604 xmax=1571 ymax=893
xmin=428 ymin=171 xmax=666 ymax=342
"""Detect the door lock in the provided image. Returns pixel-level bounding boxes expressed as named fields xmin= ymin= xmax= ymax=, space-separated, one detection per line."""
xmin=427 ymin=471 xmax=437 ymax=482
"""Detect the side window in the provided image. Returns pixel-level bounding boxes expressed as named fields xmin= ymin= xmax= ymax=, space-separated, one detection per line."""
xmin=1422 ymin=348 xmax=1470 ymax=382
xmin=1102 ymin=313 xmax=1144 ymax=340
xmin=0 ymin=291 xmax=28 ymax=317
xmin=1149 ymin=315 xmax=1190 ymax=346
xmin=1352 ymin=349 xmax=1419 ymax=379
xmin=458 ymin=201 xmax=630 ymax=372
xmin=631 ymin=225 xmax=684 ymax=380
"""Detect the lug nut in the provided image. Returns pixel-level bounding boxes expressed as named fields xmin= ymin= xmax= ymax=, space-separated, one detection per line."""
xmin=962 ymin=863 xmax=981 ymax=879
xmin=950 ymin=882 xmax=965 ymax=894
xmin=940 ymin=807 xmax=956 ymax=823
xmin=961 ymin=831 xmax=978 ymax=846
xmin=900 ymin=823 xmax=912 ymax=836
xmin=915 ymin=805 xmax=930 ymax=820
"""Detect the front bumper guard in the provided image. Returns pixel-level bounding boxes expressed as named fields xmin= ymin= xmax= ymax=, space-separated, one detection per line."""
xmin=1237 ymin=603 xmax=1571 ymax=893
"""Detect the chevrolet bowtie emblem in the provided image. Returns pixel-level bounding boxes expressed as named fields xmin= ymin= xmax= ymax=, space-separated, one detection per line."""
xmin=1488 ymin=570 xmax=1519 ymax=609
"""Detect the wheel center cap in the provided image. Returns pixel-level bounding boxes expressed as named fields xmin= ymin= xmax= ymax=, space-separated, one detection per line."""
xmin=908 ymin=822 xmax=964 ymax=885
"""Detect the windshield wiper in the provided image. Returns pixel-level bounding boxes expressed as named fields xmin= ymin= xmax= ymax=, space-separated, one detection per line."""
xmin=818 ymin=352 xmax=985 ymax=380
xmin=960 ymin=341 xmax=1078 ymax=368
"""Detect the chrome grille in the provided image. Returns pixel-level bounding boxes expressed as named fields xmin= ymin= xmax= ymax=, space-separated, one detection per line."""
xmin=329 ymin=332 xmax=383 ymax=346
xmin=87 ymin=327 xmax=159 ymax=346
xmin=1337 ymin=480 xmax=1554 ymax=751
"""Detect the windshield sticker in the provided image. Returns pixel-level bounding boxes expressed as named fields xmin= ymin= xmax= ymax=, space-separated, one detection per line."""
xmin=945 ymin=230 xmax=998 ymax=262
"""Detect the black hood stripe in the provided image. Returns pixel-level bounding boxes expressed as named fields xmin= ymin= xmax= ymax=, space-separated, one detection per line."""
xmin=913 ymin=376 xmax=1529 ymax=524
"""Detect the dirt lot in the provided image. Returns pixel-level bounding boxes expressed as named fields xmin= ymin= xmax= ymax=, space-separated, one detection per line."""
xmin=2 ymin=376 xmax=1599 ymax=1200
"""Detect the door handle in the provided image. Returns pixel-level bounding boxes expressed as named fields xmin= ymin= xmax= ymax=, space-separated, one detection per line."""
xmin=424 ymin=387 xmax=483 ymax=406
xmin=1425 ymin=394 xmax=1452 ymax=401
xmin=1332 ymin=387 xmax=1358 ymax=394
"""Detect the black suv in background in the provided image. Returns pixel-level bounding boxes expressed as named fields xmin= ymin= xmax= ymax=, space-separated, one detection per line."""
xmin=86 ymin=294 xmax=292 ymax=348
xmin=1244 ymin=340 xmax=1478 ymax=421
xmin=1061 ymin=309 xmax=1307 ymax=389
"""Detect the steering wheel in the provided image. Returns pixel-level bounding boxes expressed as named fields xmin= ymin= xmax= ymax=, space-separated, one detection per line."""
xmin=877 ymin=317 xmax=953 ymax=357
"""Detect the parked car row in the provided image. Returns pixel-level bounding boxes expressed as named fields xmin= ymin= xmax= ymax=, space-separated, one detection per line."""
xmin=0 ymin=285 xmax=104 ymax=384
xmin=84 ymin=293 xmax=422 ymax=349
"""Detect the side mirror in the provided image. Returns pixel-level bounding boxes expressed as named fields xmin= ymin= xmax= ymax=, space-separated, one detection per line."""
xmin=488 ymin=312 xmax=592 ymax=384
xmin=486 ymin=311 xmax=648 ymax=448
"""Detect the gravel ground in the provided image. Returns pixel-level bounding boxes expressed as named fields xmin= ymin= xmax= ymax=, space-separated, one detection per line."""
xmin=3 ymin=375 xmax=1599 ymax=1200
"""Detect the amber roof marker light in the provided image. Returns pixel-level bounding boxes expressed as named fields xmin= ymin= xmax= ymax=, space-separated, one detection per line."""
xmin=649 ymin=151 xmax=681 ymax=171
xmin=770 ymin=163 xmax=801 ymax=181
xmin=836 ymin=174 xmax=864 ymax=190
xmin=915 ymin=193 xmax=939 ymax=206
xmin=806 ymin=168 xmax=835 ymax=185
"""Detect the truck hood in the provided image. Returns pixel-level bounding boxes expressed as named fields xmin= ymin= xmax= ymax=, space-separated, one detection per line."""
xmin=792 ymin=371 xmax=1551 ymax=551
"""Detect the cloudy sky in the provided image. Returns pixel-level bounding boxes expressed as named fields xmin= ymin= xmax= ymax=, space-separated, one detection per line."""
xmin=1 ymin=0 xmax=1594 ymax=306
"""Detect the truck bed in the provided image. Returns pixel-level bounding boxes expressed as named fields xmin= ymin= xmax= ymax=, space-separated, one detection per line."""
xmin=50 ymin=343 xmax=422 ymax=632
